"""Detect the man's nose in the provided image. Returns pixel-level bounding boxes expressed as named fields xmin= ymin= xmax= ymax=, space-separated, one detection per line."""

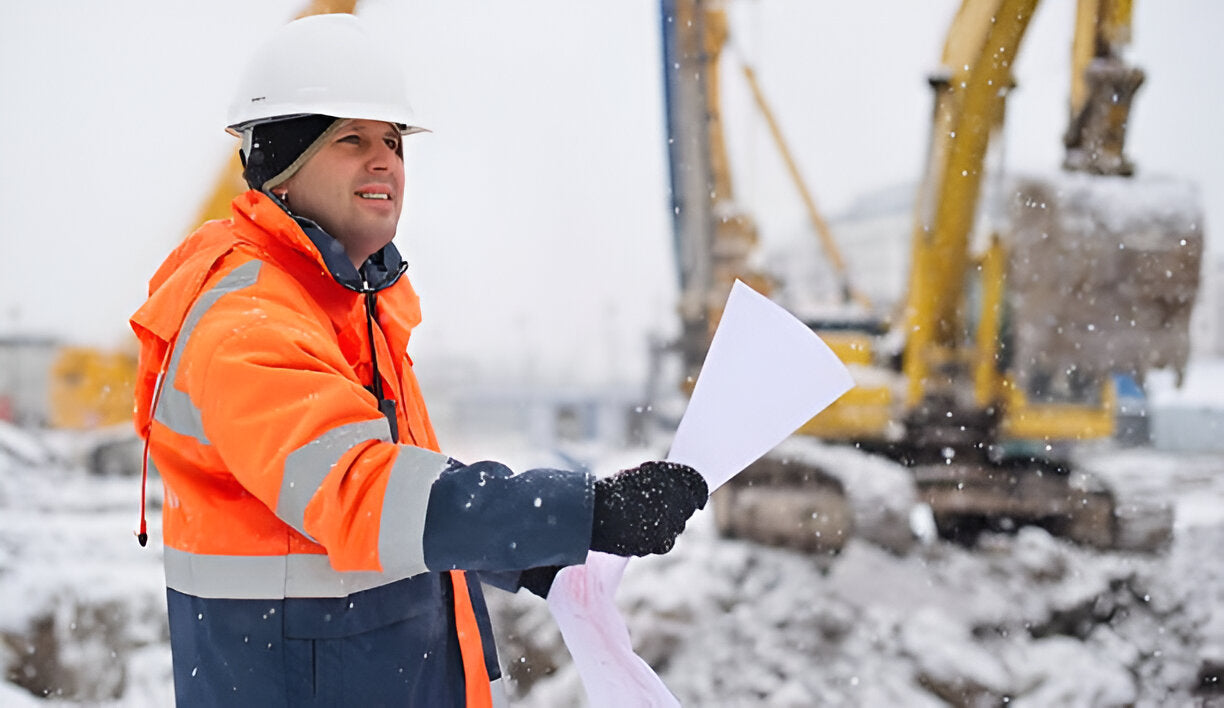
xmin=366 ymin=143 xmax=397 ymax=171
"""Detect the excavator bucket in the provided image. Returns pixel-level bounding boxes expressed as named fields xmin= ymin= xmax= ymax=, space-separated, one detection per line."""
xmin=1004 ymin=173 xmax=1203 ymax=400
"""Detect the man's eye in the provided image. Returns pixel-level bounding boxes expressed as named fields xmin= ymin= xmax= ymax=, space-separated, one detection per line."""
xmin=384 ymin=138 xmax=400 ymax=151
xmin=339 ymin=135 xmax=361 ymax=144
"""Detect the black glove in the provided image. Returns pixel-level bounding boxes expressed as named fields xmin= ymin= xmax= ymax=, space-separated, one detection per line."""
xmin=590 ymin=461 xmax=708 ymax=557
xmin=518 ymin=565 xmax=562 ymax=599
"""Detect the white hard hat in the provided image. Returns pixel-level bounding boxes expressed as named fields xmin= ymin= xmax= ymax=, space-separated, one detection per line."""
xmin=226 ymin=13 xmax=426 ymax=137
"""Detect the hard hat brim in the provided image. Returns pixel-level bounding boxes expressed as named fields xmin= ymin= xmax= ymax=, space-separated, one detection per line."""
xmin=226 ymin=109 xmax=429 ymax=138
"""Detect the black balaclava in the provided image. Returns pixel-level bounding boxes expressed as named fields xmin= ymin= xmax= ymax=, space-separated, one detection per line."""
xmin=240 ymin=114 xmax=337 ymax=191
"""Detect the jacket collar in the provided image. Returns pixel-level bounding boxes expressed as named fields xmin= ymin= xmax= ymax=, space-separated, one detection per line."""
xmin=232 ymin=190 xmax=407 ymax=293
xmin=294 ymin=215 xmax=407 ymax=293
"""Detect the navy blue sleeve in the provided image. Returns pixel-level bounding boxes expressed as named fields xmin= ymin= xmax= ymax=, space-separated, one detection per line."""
xmin=422 ymin=460 xmax=595 ymax=572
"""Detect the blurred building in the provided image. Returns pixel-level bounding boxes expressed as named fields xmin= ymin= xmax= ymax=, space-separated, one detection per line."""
xmin=0 ymin=335 xmax=58 ymax=427
xmin=421 ymin=373 xmax=649 ymax=454
xmin=764 ymin=183 xmax=914 ymax=321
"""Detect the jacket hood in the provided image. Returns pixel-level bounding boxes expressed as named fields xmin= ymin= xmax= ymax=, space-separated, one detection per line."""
xmin=130 ymin=190 xmax=420 ymax=435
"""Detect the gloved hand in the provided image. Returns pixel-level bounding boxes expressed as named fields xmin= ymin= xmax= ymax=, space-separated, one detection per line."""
xmin=590 ymin=461 xmax=708 ymax=557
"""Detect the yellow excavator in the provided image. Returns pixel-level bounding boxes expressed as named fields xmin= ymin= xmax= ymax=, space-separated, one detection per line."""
xmin=659 ymin=0 xmax=1203 ymax=551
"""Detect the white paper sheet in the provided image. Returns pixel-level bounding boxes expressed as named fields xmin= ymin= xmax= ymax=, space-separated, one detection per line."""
xmin=665 ymin=280 xmax=856 ymax=491
xmin=548 ymin=280 xmax=855 ymax=706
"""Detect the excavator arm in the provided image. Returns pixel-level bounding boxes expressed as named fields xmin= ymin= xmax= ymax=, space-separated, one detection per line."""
xmin=901 ymin=0 xmax=1039 ymax=410
xmin=1065 ymin=0 xmax=1143 ymax=175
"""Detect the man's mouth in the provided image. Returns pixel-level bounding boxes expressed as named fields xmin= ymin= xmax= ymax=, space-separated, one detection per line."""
xmin=356 ymin=192 xmax=390 ymax=200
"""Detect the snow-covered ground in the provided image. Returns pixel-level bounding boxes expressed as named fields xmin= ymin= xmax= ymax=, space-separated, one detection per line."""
xmin=0 ymin=429 xmax=171 ymax=707
xmin=2 ymin=418 xmax=1223 ymax=706
xmin=492 ymin=440 xmax=1224 ymax=707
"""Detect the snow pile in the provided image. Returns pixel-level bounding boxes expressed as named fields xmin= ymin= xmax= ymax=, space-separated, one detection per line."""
xmin=489 ymin=442 xmax=1224 ymax=706
xmin=0 ymin=422 xmax=53 ymax=468
xmin=0 ymin=434 xmax=171 ymax=706
xmin=493 ymin=505 xmax=1224 ymax=705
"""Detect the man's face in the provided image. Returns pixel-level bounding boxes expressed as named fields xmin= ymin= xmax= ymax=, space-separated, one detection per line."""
xmin=276 ymin=119 xmax=405 ymax=267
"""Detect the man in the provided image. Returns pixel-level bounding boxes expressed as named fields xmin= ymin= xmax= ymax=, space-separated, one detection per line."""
xmin=130 ymin=14 xmax=707 ymax=707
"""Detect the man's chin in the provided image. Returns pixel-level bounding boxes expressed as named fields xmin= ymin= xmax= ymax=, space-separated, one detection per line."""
xmin=352 ymin=227 xmax=398 ymax=254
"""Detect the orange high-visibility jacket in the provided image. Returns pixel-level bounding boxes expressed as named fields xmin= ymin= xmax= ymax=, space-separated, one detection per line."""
xmin=131 ymin=191 xmax=593 ymax=706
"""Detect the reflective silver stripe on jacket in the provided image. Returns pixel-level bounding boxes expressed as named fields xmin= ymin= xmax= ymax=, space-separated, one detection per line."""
xmin=165 ymin=547 xmax=417 ymax=599
xmin=165 ymin=445 xmax=452 ymax=598
xmin=153 ymin=260 xmax=263 ymax=443
xmin=276 ymin=418 xmax=394 ymax=541
xmin=377 ymin=445 xmax=452 ymax=577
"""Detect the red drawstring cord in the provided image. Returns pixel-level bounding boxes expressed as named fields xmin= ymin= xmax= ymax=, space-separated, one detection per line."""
xmin=136 ymin=350 xmax=173 ymax=547
xmin=136 ymin=434 xmax=151 ymax=546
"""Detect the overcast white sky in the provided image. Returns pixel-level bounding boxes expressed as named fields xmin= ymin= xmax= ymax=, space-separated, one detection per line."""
xmin=1 ymin=0 xmax=1219 ymax=387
